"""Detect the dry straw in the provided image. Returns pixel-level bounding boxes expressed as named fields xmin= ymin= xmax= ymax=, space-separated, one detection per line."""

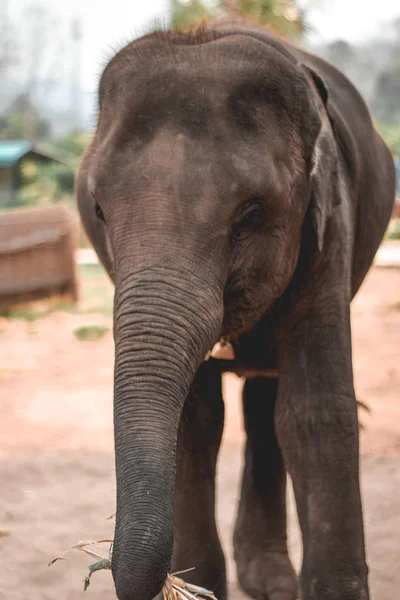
xmin=49 ymin=540 xmax=217 ymax=599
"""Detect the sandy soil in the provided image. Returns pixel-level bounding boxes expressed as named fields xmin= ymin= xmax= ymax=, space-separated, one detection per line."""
xmin=0 ymin=265 xmax=399 ymax=600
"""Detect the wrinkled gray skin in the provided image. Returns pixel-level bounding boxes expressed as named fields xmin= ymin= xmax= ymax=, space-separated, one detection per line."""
xmin=76 ymin=19 xmax=395 ymax=600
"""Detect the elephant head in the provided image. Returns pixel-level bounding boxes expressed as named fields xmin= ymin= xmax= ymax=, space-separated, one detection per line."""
xmin=76 ymin=27 xmax=337 ymax=600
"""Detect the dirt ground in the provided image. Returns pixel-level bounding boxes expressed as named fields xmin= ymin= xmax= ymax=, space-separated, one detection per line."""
xmin=0 ymin=265 xmax=399 ymax=600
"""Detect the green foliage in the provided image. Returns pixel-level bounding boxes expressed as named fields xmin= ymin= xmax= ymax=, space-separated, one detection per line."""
xmin=83 ymin=558 xmax=112 ymax=591
xmin=386 ymin=220 xmax=400 ymax=241
xmin=171 ymin=0 xmax=215 ymax=28
xmin=0 ymin=306 xmax=52 ymax=322
xmin=171 ymin=0 xmax=305 ymax=39
xmin=0 ymin=92 xmax=51 ymax=140
xmin=10 ymin=131 xmax=91 ymax=210
xmin=0 ymin=264 xmax=114 ymax=322
xmin=54 ymin=132 xmax=91 ymax=162
xmin=0 ymin=299 xmax=77 ymax=322
xmin=54 ymin=166 xmax=75 ymax=193
xmin=376 ymin=123 xmax=400 ymax=157
xmin=14 ymin=162 xmax=75 ymax=209
xmin=73 ymin=325 xmax=110 ymax=341
xmin=234 ymin=0 xmax=305 ymax=37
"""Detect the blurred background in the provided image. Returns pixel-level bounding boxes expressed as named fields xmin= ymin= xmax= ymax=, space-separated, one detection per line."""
xmin=0 ymin=1 xmax=399 ymax=599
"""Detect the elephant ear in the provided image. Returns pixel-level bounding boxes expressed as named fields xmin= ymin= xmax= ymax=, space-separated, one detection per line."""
xmin=302 ymin=65 xmax=340 ymax=252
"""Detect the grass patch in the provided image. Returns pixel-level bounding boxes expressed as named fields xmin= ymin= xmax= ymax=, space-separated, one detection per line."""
xmin=0 ymin=262 xmax=113 ymax=322
xmin=79 ymin=262 xmax=108 ymax=280
xmin=386 ymin=219 xmax=400 ymax=240
xmin=76 ymin=263 xmax=114 ymax=318
xmin=73 ymin=325 xmax=109 ymax=341
xmin=1 ymin=305 xmax=57 ymax=322
xmin=0 ymin=299 xmax=76 ymax=322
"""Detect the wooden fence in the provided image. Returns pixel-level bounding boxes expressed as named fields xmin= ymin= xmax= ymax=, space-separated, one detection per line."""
xmin=0 ymin=205 xmax=79 ymax=310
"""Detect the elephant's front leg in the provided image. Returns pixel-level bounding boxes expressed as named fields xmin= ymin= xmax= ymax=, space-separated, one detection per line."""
xmin=172 ymin=361 xmax=226 ymax=600
xmin=276 ymin=304 xmax=369 ymax=600
xmin=234 ymin=377 xmax=297 ymax=600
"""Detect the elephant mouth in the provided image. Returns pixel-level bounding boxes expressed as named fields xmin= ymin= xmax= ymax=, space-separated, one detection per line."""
xmin=204 ymin=339 xmax=235 ymax=361
xmin=205 ymin=340 xmax=279 ymax=379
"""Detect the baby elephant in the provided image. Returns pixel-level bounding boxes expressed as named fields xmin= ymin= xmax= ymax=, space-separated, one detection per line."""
xmin=77 ymin=18 xmax=395 ymax=600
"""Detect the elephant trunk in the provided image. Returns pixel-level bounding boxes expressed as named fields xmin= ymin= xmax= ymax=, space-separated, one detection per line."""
xmin=111 ymin=266 xmax=222 ymax=600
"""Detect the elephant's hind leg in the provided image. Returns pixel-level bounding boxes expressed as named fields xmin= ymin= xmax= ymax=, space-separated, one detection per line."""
xmin=234 ymin=378 xmax=297 ymax=600
xmin=172 ymin=361 xmax=226 ymax=600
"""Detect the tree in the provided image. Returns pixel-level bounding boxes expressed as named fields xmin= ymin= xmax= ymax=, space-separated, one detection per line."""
xmin=323 ymin=40 xmax=355 ymax=71
xmin=54 ymin=132 xmax=91 ymax=160
xmin=311 ymin=16 xmax=400 ymax=110
xmin=372 ymin=61 xmax=400 ymax=125
xmin=223 ymin=0 xmax=306 ymax=38
xmin=171 ymin=0 xmax=306 ymax=39
xmin=0 ymin=0 xmax=18 ymax=76
xmin=0 ymin=92 xmax=51 ymax=140
xmin=171 ymin=0 xmax=215 ymax=28
xmin=376 ymin=122 xmax=400 ymax=157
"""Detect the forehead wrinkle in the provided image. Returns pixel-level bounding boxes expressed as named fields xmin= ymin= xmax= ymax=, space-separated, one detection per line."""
xmin=96 ymin=33 xmax=306 ymax=207
xmin=130 ymin=76 xmax=213 ymax=142
xmin=99 ymin=37 xmax=264 ymax=123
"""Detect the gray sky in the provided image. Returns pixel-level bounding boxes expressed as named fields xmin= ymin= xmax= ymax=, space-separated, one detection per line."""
xmin=7 ymin=0 xmax=400 ymax=94
xmin=304 ymin=0 xmax=400 ymax=42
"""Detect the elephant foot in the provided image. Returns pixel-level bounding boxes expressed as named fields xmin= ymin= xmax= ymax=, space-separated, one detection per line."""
xmin=208 ymin=568 xmax=227 ymax=600
xmin=235 ymin=550 xmax=298 ymax=600
xmin=172 ymin=553 xmax=227 ymax=600
xmin=186 ymin=561 xmax=227 ymax=600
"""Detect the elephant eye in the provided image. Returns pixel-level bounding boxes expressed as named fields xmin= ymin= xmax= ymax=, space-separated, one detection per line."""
xmin=232 ymin=198 xmax=266 ymax=241
xmin=94 ymin=201 xmax=105 ymax=223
